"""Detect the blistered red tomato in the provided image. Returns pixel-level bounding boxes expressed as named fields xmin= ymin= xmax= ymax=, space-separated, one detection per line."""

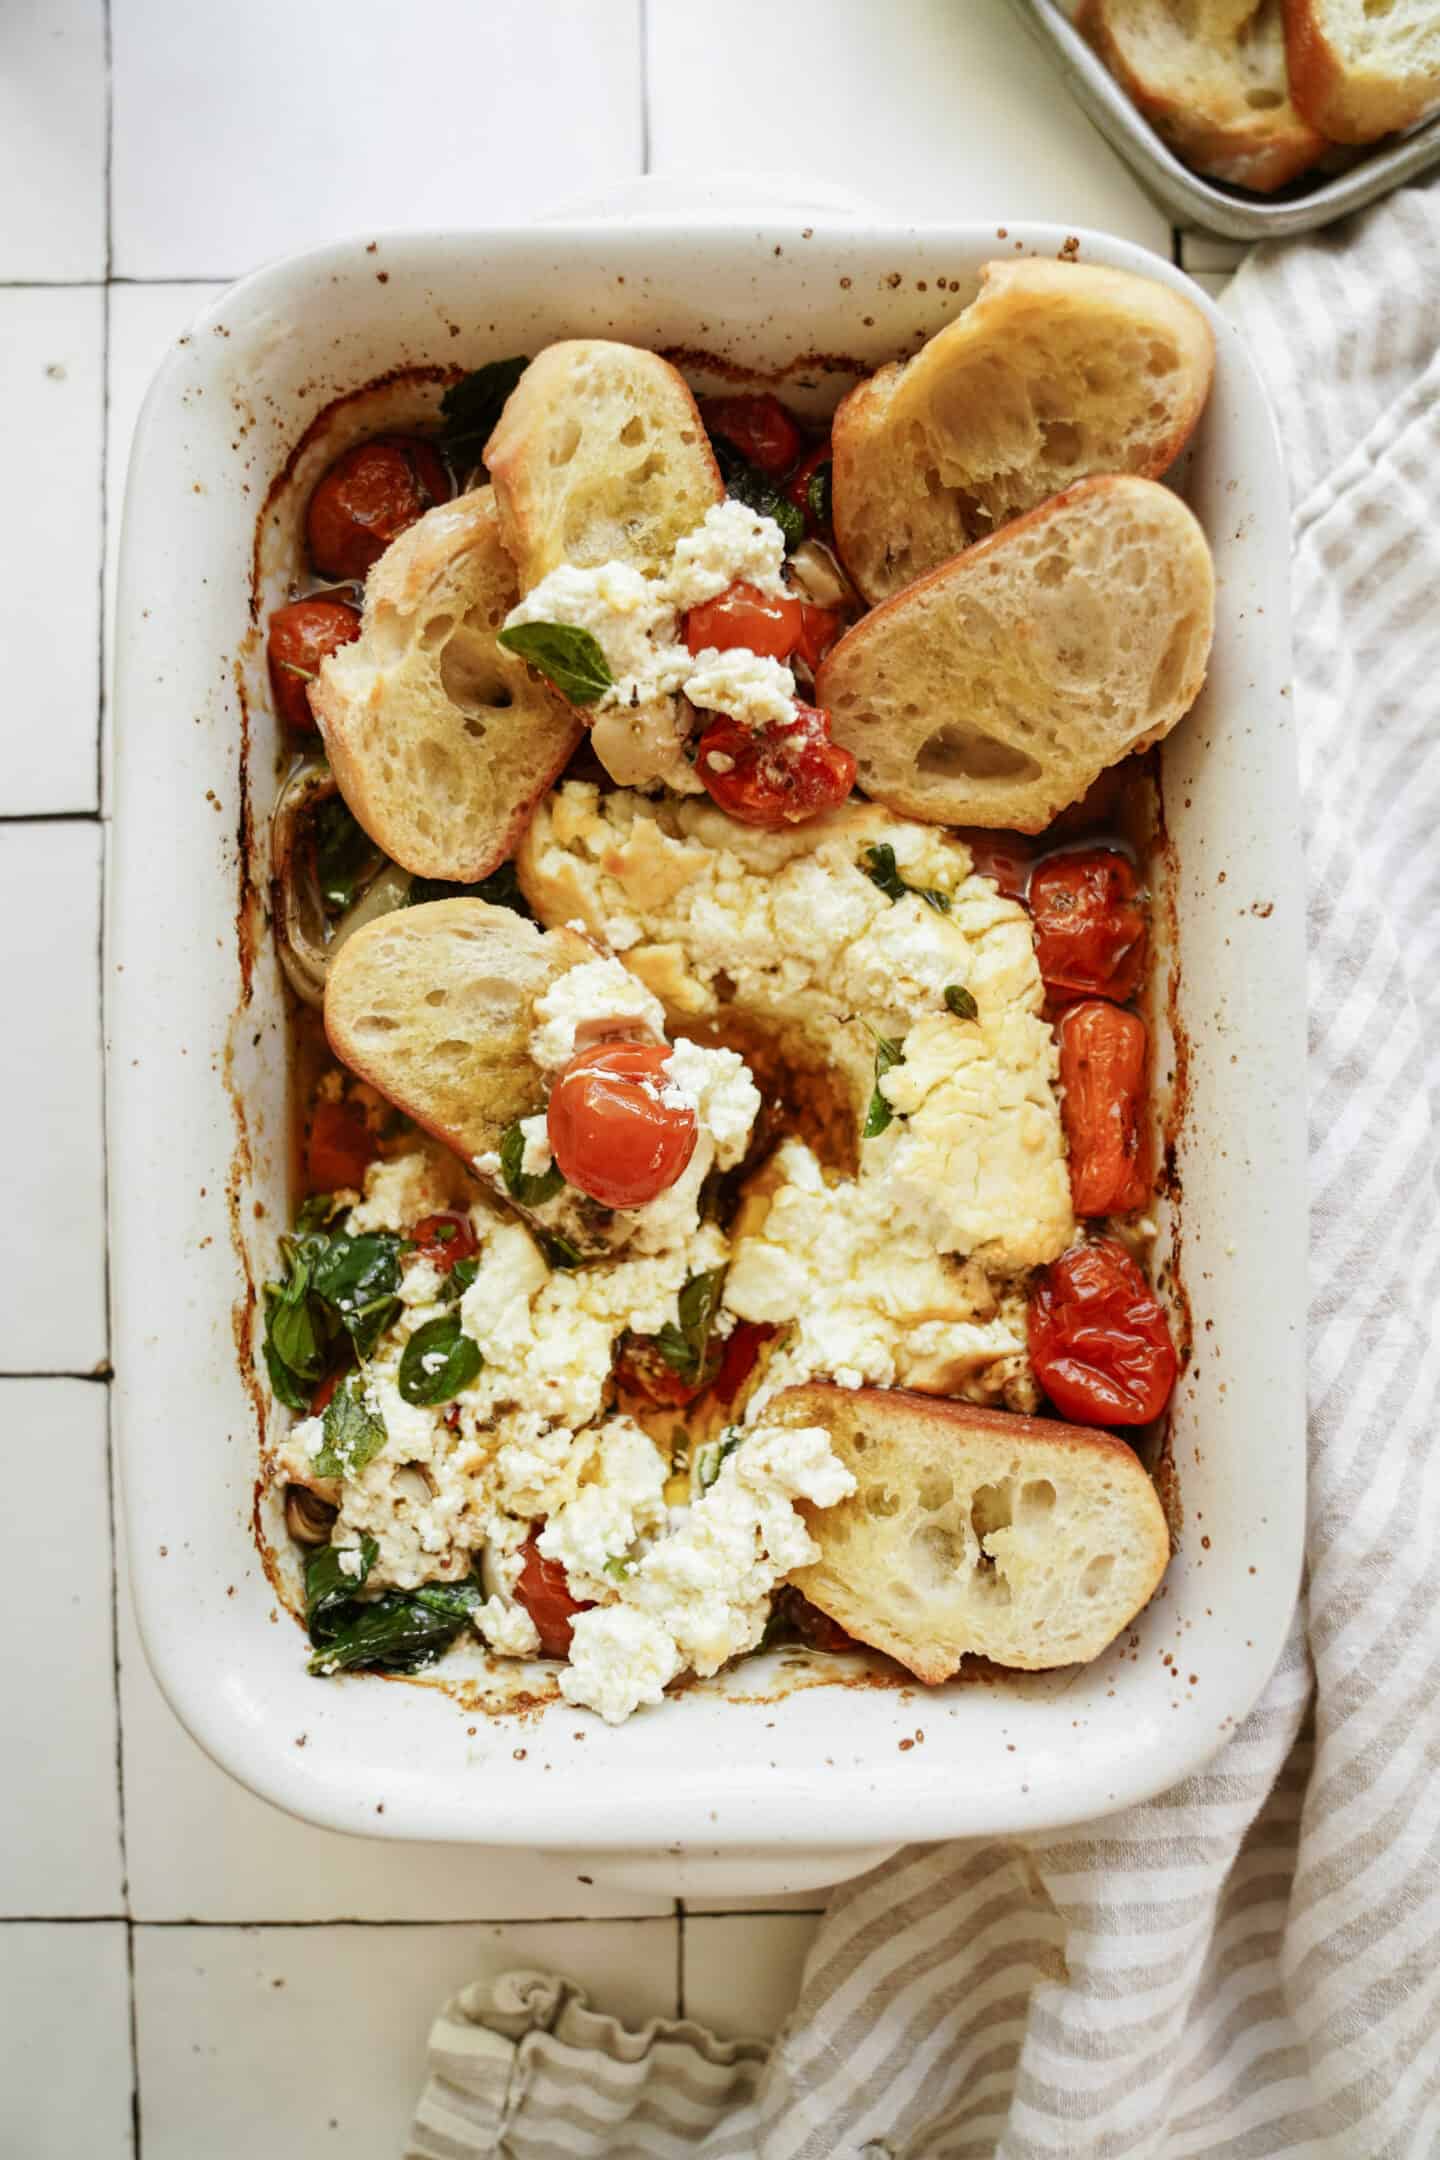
xmin=546 ymin=1041 xmax=698 ymax=1211
xmin=712 ymin=1320 xmax=777 ymax=1408
xmin=514 ymin=1535 xmax=593 ymax=1658
xmin=792 ymin=603 xmax=841 ymax=674
xmin=684 ymin=581 xmax=802 ymax=662
xmin=701 ymin=393 xmax=804 ymax=477
xmin=785 ymin=441 xmax=833 ymax=534
xmin=305 ymin=1098 xmax=376 ymax=1194
xmin=613 ymin=1337 xmax=706 ymax=1409
xmin=1029 ymin=849 xmax=1146 ymax=1006
xmin=1059 ymin=1002 xmax=1148 ymax=1217
xmin=305 ymin=435 xmax=451 ymax=582
xmin=267 ymin=596 xmax=361 ymax=731
xmin=695 ymin=704 xmax=856 ymax=829
xmin=411 ymin=1212 xmax=480 ymax=1271
xmin=1028 ymin=1240 xmax=1177 ymax=1426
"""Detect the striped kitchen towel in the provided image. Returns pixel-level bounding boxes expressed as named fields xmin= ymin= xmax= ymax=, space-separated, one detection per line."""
xmin=407 ymin=178 xmax=1440 ymax=2160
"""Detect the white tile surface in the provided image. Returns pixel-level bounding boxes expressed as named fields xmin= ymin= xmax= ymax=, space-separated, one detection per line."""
xmin=0 ymin=289 xmax=104 ymax=815
xmin=0 ymin=0 xmax=107 ymax=280
xmin=0 ymin=1382 xmax=122 ymax=1915
xmin=134 ymin=1917 xmax=677 ymax=2160
xmin=1179 ymin=230 xmax=1251 ymax=273
xmin=1188 ymin=270 xmax=1234 ymax=302
xmin=683 ymin=1913 xmax=822 ymax=2040
xmin=0 ymin=823 xmax=107 ymax=1373
xmin=111 ymin=0 xmax=643 ymax=279
xmin=648 ymin=0 xmax=1169 ymax=250
xmin=0 ymin=1924 xmax=133 ymax=2157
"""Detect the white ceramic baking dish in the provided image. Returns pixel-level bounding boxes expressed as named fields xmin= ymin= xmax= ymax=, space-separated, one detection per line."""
xmin=109 ymin=213 xmax=1306 ymax=1897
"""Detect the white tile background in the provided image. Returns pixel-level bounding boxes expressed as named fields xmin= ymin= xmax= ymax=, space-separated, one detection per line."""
xmin=1 ymin=2 xmax=1234 ymax=2150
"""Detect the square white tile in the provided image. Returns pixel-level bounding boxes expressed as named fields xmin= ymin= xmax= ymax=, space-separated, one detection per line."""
xmin=0 ymin=822 xmax=107 ymax=1373
xmin=682 ymin=1912 xmax=822 ymax=2040
xmin=111 ymin=0 xmax=643 ymax=280
xmin=0 ymin=288 xmax=104 ymax=815
xmin=648 ymin=0 xmax=1169 ymax=251
xmin=134 ymin=1916 xmax=677 ymax=2160
xmin=0 ymin=1923 xmax=132 ymax=2157
xmin=0 ymin=1381 xmax=122 ymax=1915
xmin=0 ymin=0 xmax=107 ymax=280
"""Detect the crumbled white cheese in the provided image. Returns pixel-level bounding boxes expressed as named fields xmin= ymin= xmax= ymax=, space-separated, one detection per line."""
xmin=518 ymin=1114 xmax=552 ymax=1178
xmin=660 ymin=1038 xmax=761 ymax=1170
xmin=529 ymin=957 xmax=666 ymax=1072
xmin=684 ymin=647 xmax=797 ymax=730
xmin=399 ymin=1256 xmax=446 ymax=1309
xmin=560 ymin=1606 xmax=681 ymax=1724
xmin=475 ymin=1595 xmax=541 ymax=1659
xmin=347 ymin=1152 xmax=456 ymax=1235
xmin=537 ymin=1417 xmax=669 ymax=1597
xmin=668 ymin=499 xmax=789 ymax=608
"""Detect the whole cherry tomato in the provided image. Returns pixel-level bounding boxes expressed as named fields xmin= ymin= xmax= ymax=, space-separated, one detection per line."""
xmin=514 ymin=1535 xmax=593 ymax=1658
xmin=1028 ymin=1240 xmax=1177 ymax=1426
xmin=547 ymin=1041 xmax=698 ymax=1211
xmin=613 ymin=1336 xmax=707 ymax=1408
xmin=305 ymin=435 xmax=451 ymax=582
xmin=1059 ymin=1001 xmax=1149 ymax=1217
xmin=267 ymin=596 xmax=361 ymax=732
xmin=958 ymin=830 xmax=1033 ymax=902
xmin=305 ymin=1097 xmax=376 ymax=1194
xmin=684 ymin=581 xmax=803 ymax=662
xmin=695 ymin=704 xmax=856 ymax=829
xmin=785 ymin=442 xmax=833 ymax=534
xmin=1029 ymin=848 xmax=1146 ymax=1006
xmin=701 ymin=393 xmax=804 ymax=477
xmin=411 ymin=1212 xmax=480 ymax=1271
xmin=712 ymin=1319 xmax=777 ymax=1408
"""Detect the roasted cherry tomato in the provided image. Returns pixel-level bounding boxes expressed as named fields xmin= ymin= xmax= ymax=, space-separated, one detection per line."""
xmin=411 ymin=1212 xmax=480 ymax=1272
xmin=305 ymin=435 xmax=450 ymax=582
xmin=712 ymin=1319 xmax=777 ymax=1408
xmin=785 ymin=441 xmax=833 ymax=534
xmin=958 ymin=830 xmax=1032 ymax=902
xmin=613 ymin=1336 xmax=707 ymax=1409
xmin=547 ymin=1041 xmax=698 ymax=1212
xmin=1029 ymin=848 xmax=1146 ymax=1006
xmin=1059 ymin=1001 xmax=1149 ymax=1217
xmin=514 ymin=1535 xmax=593 ymax=1658
xmin=684 ymin=581 xmax=803 ymax=662
xmin=1028 ymin=1239 xmax=1177 ymax=1426
xmin=695 ymin=704 xmax=856 ymax=829
xmin=305 ymin=1097 xmax=376 ymax=1194
xmin=266 ymin=596 xmax=361 ymax=732
xmin=793 ymin=604 xmax=841 ymax=674
xmin=700 ymin=393 xmax=804 ymax=477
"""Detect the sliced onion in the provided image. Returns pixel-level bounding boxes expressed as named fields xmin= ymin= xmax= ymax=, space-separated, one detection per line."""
xmin=787 ymin=538 xmax=861 ymax=614
xmin=270 ymin=756 xmax=412 ymax=1007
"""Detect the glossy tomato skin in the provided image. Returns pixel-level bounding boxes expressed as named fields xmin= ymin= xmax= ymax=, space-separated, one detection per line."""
xmin=267 ymin=596 xmax=361 ymax=731
xmin=1059 ymin=1001 xmax=1149 ymax=1217
xmin=613 ymin=1335 xmax=706 ymax=1408
xmin=305 ymin=435 xmax=450 ymax=582
xmin=958 ymin=829 xmax=1033 ymax=902
xmin=701 ymin=393 xmax=804 ymax=477
xmin=411 ymin=1212 xmax=479 ymax=1271
xmin=712 ymin=1319 xmax=777 ymax=1408
xmin=792 ymin=603 xmax=841 ymax=674
xmin=1030 ymin=848 xmax=1146 ymax=1005
xmin=546 ymin=1041 xmax=698 ymax=1211
xmin=785 ymin=442 xmax=833 ymax=534
xmin=514 ymin=1536 xmax=593 ymax=1658
xmin=684 ymin=581 xmax=802 ymax=662
xmin=305 ymin=1097 xmax=376 ymax=1194
xmin=1028 ymin=1240 xmax=1177 ymax=1426
xmin=695 ymin=704 xmax=856 ymax=829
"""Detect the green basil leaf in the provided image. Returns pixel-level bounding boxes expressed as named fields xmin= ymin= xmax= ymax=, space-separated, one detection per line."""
xmin=311 ymin=1373 xmax=387 ymax=1480
xmin=263 ymin=1334 xmax=312 ymax=1413
xmin=861 ymin=842 xmax=950 ymax=916
xmin=711 ymin=438 xmax=805 ymax=551
xmin=944 ymin=983 xmax=979 ymax=1021
xmin=261 ymin=1240 xmax=332 ymax=1407
xmin=697 ymin=1427 xmax=743 ymax=1492
xmin=398 ymin=1314 xmax=483 ymax=1406
xmin=496 ymin=621 xmax=614 ymax=706
xmin=541 ymin=1231 xmax=586 ymax=1271
xmin=438 ymin=356 xmax=529 ymax=466
xmin=309 ymin=1231 xmax=405 ymax=1361
xmin=652 ymin=1267 xmax=725 ymax=1384
xmin=806 ymin=461 xmax=832 ymax=530
xmin=862 ymin=1034 xmax=905 ymax=1140
xmin=308 ymin=1575 xmax=484 ymax=1675
xmin=296 ymin=1190 xmax=347 ymax=1233
xmin=313 ymin=795 xmax=383 ymax=915
xmin=498 ymin=1120 xmax=565 ymax=1208
xmin=305 ymin=1533 xmax=378 ymax=1641
xmin=439 ymin=1255 xmax=479 ymax=1306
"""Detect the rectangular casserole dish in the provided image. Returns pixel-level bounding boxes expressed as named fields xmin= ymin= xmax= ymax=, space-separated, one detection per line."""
xmin=109 ymin=216 xmax=1306 ymax=1896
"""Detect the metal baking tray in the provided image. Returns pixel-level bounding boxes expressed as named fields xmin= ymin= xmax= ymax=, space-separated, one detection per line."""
xmin=1009 ymin=0 xmax=1440 ymax=239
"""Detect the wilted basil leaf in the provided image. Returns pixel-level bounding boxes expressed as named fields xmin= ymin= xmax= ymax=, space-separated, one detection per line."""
xmin=862 ymin=842 xmax=951 ymax=916
xmin=697 ymin=1427 xmax=743 ymax=1492
xmin=262 ymin=1238 xmax=333 ymax=1408
xmin=540 ymin=1231 xmax=585 ymax=1270
xmin=496 ymin=621 xmax=614 ymax=706
xmin=806 ymin=461 xmax=833 ymax=530
xmin=309 ymin=1231 xmax=405 ymax=1360
xmin=652 ymin=1268 xmax=725 ymax=1385
xmin=499 ymin=1120 xmax=565 ymax=1208
xmin=305 ymin=1533 xmax=378 ymax=1638
xmin=438 ymin=1255 xmax=479 ymax=1306
xmin=308 ymin=1576 xmax=485 ymax=1675
xmin=311 ymin=1373 xmax=387 ymax=1479
xmin=313 ymin=795 xmax=383 ymax=915
xmin=944 ymin=983 xmax=978 ymax=1020
xmin=438 ymin=356 xmax=529 ymax=466
xmin=863 ymin=1034 xmax=905 ymax=1139
xmin=398 ymin=1314 xmax=483 ymax=1406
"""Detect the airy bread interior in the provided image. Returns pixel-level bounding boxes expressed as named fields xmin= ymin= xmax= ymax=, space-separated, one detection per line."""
xmin=1283 ymin=0 xmax=1440 ymax=141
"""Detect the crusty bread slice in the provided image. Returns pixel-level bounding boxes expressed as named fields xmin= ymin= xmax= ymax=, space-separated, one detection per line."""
xmin=817 ymin=475 xmax=1214 ymax=832
xmin=831 ymin=258 xmax=1214 ymax=603
xmin=771 ymin=1383 xmax=1169 ymax=1681
xmin=1283 ymin=0 xmax=1440 ymax=141
xmin=483 ymin=340 xmax=723 ymax=591
xmin=1079 ymin=0 xmax=1328 ymax=190
xmin=324 ymin=899 xmax=592 ymax=1164
xmin=311 ymin=488 xmax=581 ymax=883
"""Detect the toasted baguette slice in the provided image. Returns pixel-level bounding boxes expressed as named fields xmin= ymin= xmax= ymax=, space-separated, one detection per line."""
xmin=324 ymin=899 xmax=592 ymax=1164
xmin=1079 ymin=0 xmax=1328 ymax=190
xmin=818 ymin=476 xmax=1214 ymax=832
xmin=771 ymin=1383 xmax=1169 ymax=1681
xmin=311 ymin=489 xmax=581 ymax=883
xmin=1283 ymin=0 xmax=1440 ymax=141
xmin=483 ymin=340 xmax=723 ymax=592
xmin=831 ymin=258 xmax=1214 ymax=603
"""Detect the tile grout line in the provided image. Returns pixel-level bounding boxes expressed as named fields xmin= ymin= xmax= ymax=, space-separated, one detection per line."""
xmin=676 ymin=1897 xmax=686 ymax=2019
xmin=0 ymin=1911 xmax=708 ymax=1928
xmin=639 ymin=0 xmax=651 ymax=176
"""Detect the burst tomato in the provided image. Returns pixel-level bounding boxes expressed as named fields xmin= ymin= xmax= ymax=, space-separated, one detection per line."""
xmin=305 ymin=435 xmax=450 ymax=582
xmin=1028 ymin=1240 xmax=1177 ymax=1426
xmin=266 ymin=596 xmax=361 ymax=731
xmin=712 ymin=1320 xmax=776 ymax=1408
xmin=695 ymin=704 xmax=856 ymax=829
xmin=958 ymin=830 xmax=1033 ymax=901
xmin=684 ymin=581 xmax=803 ymax=662
xmin=613 ymin=1336 xmax=707 ymax=1409
xmin=785 ymin=442 xmax=833 ymax=534
xmin=700 ymin=392 xmax=804 ymax=476
xmin=411 ymin=1212 xmax=479 ymax=1271
xmin=1059 ymin=1001 xmax=1149 ymax=1217
xmin=1029 ymin=848 xmax=1146 ymax=1005
xmin=305 ymin=1097 xmax=376 ymax=1194
xmin=546 ymin=1041 xmax=698 ymax=1211
xmin=514 ymin=1535 xmax=593 ymax=1658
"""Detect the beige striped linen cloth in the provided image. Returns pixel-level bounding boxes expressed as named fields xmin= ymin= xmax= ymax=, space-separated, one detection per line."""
xmin=407 ymin=179 xmax=1440 ymax=2160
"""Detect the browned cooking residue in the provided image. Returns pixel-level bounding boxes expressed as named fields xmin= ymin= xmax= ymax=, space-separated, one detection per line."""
xmin=1146 ymin=756 xmax=1192 ymax=1550
xmin=659 ymin=343 xmax=878 ymax=392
